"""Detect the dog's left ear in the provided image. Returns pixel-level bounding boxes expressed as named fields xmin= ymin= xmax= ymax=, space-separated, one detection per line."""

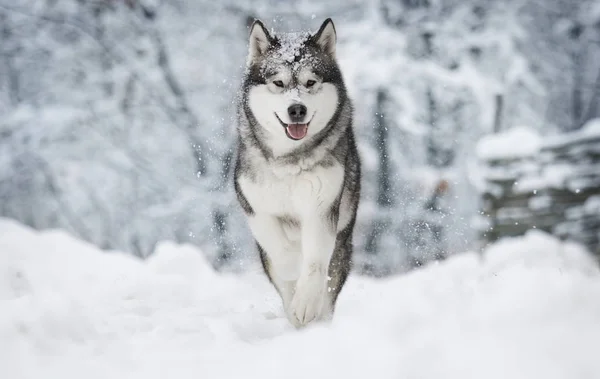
xmin=313 ymin=18 xmax=336 ymax=58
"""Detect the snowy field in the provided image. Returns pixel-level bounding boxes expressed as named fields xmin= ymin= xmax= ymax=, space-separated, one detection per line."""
xmin=2 ymin=218 xmax=600 ymax=379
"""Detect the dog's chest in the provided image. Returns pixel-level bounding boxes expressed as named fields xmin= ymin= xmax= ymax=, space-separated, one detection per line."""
xmin=239 ymin=161 xmax=344 ymax=217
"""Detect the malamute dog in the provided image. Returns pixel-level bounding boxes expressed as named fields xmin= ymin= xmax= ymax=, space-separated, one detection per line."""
xmin=234 ymin=18 xmax=361 ymax=328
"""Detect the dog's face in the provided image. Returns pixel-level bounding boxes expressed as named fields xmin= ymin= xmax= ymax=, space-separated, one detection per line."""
xmin=244 ymin=19 xmax=343 ymax=152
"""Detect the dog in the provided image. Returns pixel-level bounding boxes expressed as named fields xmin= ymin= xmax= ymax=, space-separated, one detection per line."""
xmin=234 ymin=18 xmax=361 ymax=328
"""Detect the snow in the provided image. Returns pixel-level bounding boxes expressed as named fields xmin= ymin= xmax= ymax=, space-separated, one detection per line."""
xmin=544 ymin=118 xmax=600 ymax=149
xmin=513 ymin=163 xmax=576 ymax=193
xmin=476 ymin=127 xmax=541 ymax=161
xmin=582 ymin=118 xmax=600 ymax=136
xmin=2 ymin=218 xmax=600 ymax=379
xmin=274 ymin=31 xmax=311 ymax=63
xmin=583 ymin=195 xmax=600 ymax=213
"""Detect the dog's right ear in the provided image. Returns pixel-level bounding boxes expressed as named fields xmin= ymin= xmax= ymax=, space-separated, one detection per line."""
xmin=247 ymin=20 xmax=272 ymax=66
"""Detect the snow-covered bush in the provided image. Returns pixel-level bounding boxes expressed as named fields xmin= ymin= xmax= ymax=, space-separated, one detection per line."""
xmin=474 ymin=119 xmax=600 ymax=256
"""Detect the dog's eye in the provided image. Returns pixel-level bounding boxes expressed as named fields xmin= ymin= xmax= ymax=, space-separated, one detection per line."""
xmin=273 ymin=80 xmax=284 ymax=87
xmin=306 ymin=80 xmax=316 ymax=88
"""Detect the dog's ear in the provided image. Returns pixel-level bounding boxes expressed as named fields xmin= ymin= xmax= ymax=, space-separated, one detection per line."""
xmin=313 ymin=18 xmax=336 ymax=58
xmin=247 ymin=19 xmax=272 ymax=65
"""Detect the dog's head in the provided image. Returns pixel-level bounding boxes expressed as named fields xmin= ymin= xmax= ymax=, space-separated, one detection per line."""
xmin=243 ymin=19 xmax=344 ymax=150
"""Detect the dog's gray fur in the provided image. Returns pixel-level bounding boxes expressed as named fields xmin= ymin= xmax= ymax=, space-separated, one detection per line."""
xmin=234 ymin=18 xmax=361 ymax=327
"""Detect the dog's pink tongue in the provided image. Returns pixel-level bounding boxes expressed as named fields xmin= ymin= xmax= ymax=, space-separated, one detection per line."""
xmin=286 ymin=124 xmax=308 ymax=140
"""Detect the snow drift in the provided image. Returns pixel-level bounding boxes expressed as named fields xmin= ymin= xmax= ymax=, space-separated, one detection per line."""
xmin=1 ymin=218 xmax=600 ymax=379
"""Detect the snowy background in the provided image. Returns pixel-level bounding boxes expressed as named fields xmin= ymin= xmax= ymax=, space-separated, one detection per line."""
xmin=1 ymin=0 xmax=600 ymax=272
xmin=2 ymin=0 xmax=600 ymax=376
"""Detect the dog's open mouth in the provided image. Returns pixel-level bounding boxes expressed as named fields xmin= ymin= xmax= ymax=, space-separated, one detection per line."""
xmin=275 ymin=113 xmax=310 ymax=141
xmin=285 ymin=124 xmax=309 ymax=140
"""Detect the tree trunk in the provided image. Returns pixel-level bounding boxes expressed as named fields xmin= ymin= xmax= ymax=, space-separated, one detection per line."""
xmin=365 ymin=89 xmax=393 ymax=274
xmin=0 ymin=11 xmax=21 ymax=106
xmin=569 ymin=24 xmax=585 ymax=131
xmin=92 ymin=2 xmax=113 ymax=97
xmin=582 ymin=64 xmax=600 ymax=125
xmin=376 ymin=89 xmax=393 ymax=206
xmin=493 ymin=93 xmax=504 ymax=133
xmin=572 ymin=51 xmax=584 ymax=130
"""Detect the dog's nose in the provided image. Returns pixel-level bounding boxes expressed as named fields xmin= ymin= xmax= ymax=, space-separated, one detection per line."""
xmin=287 ymin=104 xmax=307 ymax=123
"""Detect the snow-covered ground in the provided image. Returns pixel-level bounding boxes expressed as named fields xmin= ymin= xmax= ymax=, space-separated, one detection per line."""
xmin=2 ymin=218 xmax=600 ymax=379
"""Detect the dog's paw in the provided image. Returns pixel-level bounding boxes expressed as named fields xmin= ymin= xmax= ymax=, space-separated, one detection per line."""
xmin=287 ymin=274 xmax=326 ymax=328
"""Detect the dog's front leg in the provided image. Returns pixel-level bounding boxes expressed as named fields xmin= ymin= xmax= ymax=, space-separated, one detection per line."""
xmin=247 ymin=214 xmax=300 ymax=309
xmin=289 ymin=210 xmax=337 ymax=327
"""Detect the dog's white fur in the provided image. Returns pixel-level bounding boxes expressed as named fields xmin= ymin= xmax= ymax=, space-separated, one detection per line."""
xmin=240 ymin=76 xmax=345 ymax=327
xmin=248 ymin=80 xmax=338 ymax=157
xmin=239 ymin=20 xmax=349 ymax=327
xmin=238 ymin=160 xmax=345 ymax=325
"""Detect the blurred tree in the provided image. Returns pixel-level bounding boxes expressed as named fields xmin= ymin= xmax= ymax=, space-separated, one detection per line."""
xmin=0 ymin=0 xmax=595 ymax=273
